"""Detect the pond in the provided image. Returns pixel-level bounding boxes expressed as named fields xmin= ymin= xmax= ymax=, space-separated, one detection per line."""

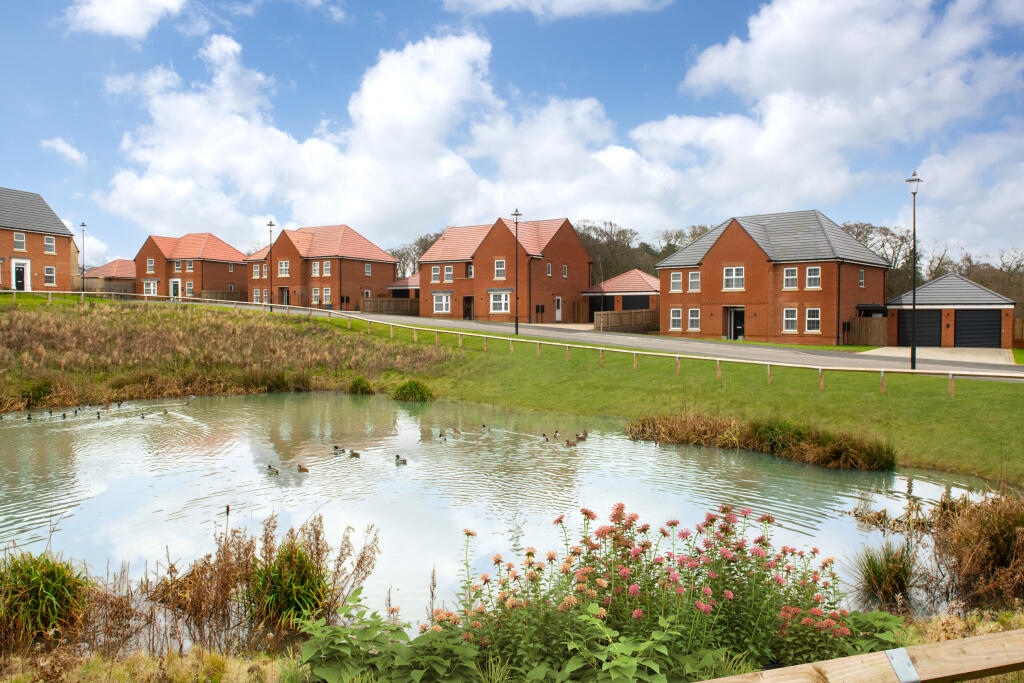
xmin=0 ymin=393 xmax=980 ymax=617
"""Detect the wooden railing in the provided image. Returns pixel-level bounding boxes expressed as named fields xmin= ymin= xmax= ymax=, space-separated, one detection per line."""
xmin=709 ymin=628 xmax=1024 ymax=682
xmin=593 ymin=308 xmax=656 ymax=332
xmin=361 ymin=297 xmax=419 ymax=315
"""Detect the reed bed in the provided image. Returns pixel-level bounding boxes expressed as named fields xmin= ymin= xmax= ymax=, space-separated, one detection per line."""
xmin=0 ymin=305 xmax=452 ymax=411
xmin=625 ymin=413 xmax=896 ymax=471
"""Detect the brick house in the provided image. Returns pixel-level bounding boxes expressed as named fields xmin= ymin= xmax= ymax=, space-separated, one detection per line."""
xmin=84 ymin=259 xmax=136 ymax=293
xmin=134 ymin=233 xmax=248 ymax=298
xmin=387 ymin=272 xmax=420 ymax=299
xmin=656 ymin=210 xmax=889 ymax=344
xmin=582 ymin=269 xmax=660 ymax=321
xmin=418 ymin=217 xmax=591 ymax=323
xmin=0 ymin=187 xmax=77 ymax=292
xmin=244 ymin=224 xmax=397 ymax=309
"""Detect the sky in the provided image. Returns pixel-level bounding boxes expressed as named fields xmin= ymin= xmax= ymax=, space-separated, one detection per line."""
xmin=2 ymin=0 xmax=1023 ymax=266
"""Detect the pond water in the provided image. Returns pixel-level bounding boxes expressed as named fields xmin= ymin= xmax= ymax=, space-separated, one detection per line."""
xmin=0 ymin=393 xmax=980 ymax=617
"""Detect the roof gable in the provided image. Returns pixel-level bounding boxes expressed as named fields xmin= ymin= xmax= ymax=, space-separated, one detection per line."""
xmin=420 ymin=223 xmax=493 ymax=262
xmin=143 ymin=233 xmax=247 ymax=261
xmin=286 ymin=224 xmax=397 ymax=262
xmin=388 ymin=272 xmax=421 ymax=289
xmin=496 ymin=217 xmax=568 ymax=256
xmin=583 ymin=268 xmax=660 ymax=294
xmin=887 ymin=273 xmax=1015 ymax=306
xmin=84 ymin=259 xmax=136 ymax=279
xmin=0 ymin=187 xmax=73 ymax=237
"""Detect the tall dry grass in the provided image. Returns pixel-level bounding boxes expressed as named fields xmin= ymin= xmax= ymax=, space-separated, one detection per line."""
xmin=0 ymin=305 xmax=452 ymax=411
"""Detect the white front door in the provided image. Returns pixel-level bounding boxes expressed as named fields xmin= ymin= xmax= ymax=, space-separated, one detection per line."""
xmin=555 ymin=296 xmax=562 ymax=322
xmin=169 ymin=279 xmax=181 ymax=298
xmin=12 ymin=259 xmax=31 ymax=292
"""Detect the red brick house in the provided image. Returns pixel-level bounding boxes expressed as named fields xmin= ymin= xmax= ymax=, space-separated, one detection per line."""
xmin=84 ymin=259 xmax=136 ymax=293
xmin=656 ymin=210 xmax=889 ymax=344
xmin=582 ymin=268 xmax=660 ymax=321
xmin=245 ymin=224 xmax=397 ymax=309
xmin=418 ymin=217 xmax=591 ymax=323
xmin=0 ymin=187 xmax=77 ymax=292
xmin=134 ymin=233 xmax=248 ymax=298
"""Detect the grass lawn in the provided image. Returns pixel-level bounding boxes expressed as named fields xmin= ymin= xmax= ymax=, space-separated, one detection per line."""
xmin=1014 ymin=348 xmax=1024 ymax=364
xmin=0 ymin=292 xmax=115 ymax=309
xmin=711 ymin=338 xmax=879 ymax=353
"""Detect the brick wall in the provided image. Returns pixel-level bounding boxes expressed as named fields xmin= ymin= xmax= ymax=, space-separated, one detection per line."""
xmin=0 ymin=227 xmax=75 ymax=291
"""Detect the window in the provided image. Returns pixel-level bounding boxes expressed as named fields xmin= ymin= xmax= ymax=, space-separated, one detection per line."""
xmin=433 ymin=294 xmax=450 ymax=313
xmin=859 ymin=269 xmax=865 ymax=288
xmin=312 ymin=288 xmax=320 ymax=305
xmin=323 ymin=261 xmax=330 ymax=276
xmin=723 ymin=266 xmax=744 ymax=290
xmin=323 ymin=287 xmax=331 ymax=304
xmin=363 ymin=289 xmax=371 ymax=298
xmin=806 ymin=308 xmax=821 ymax=333
xmin=44 ymin=236 xmax=56 ymax=254
xmin=490 ymin=292 xmax=510 ymax=313
xmin=146 ymin=258 xmax=155 ymax=274
xmin=253 ymin=263 xmax=260 ymax=278
xmin=278 ymin=260 xmax=289 ymax=276
xmin=312 ymin=261 xmax=320 ymax=277
xmin=185 ymin=281 xmax=193 ymax=296
xmin=174 ymin=260 xmax=181 ymax=272
xmin=669 ymin=308 xmax=682 ymax=331
xmin=806 ymin=266 xmax=821 ymax=289
xmin=364 ymin=263 xmax=372 ymax=276
xmin=228 ymin=263 xmax=234 ymax=272
xmin=431 ymin=266 xmax=440 ymax=283
xmin=467 ymin=264 xmax=474 ymax=278
xmin=444 ymin=265 xmax=453 ymax=282
xmin=783 ymin=267 xmax=797 ymax=289
xmin=227 ymin=284 xmax=234 ymax=291
xmin=494 ymin=259 xmax=506 ymax=279
xmin=262 ymin=263 xmax=267 ymax=278
xmin=44 ymin=266 xmax=56 ymax=286
xmin=562 ymin=264 xmax=568 ymax=278
xmin=688 ymin=308 xmax=700 ymax=331
xmin=668 ymin=272 xmax=682 ymax=292
xmin=253 ymin=289 xmax=260 ymax=303
xmin=143 ymin=280 xmax=157 ymax=295
xmin=547 ymin=263 xmax=552 ymax=277
xmin=688 ymin=271 xmax=701 ymax=292
xmin=186 ymin=260 xmax=194 ymax=272
xmin=13 ymin=232 xmax=25 ymax=250
xmin=263 ymin=288 xmax=267 ymax=302
xmin=783 ymin=308 xmax=797 ymax=332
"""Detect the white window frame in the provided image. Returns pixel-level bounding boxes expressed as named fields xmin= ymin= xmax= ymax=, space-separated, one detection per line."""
xmin=13 ymin=232 xmax=26 ymax=251
xmin=323 ymin=261 xmax=331 ymax=276
xmin=186 ymin=260 xmax=194 ymax=272
xmin=44 ymin=235 xmax=56 ymax=254
xmin=723 ymin=266 xmax=744 ymax=290
xmin=687 ymin=308 xmax=700 ymax=331
xmin=263 ymin=288 xmax=267 ymax=302
xmin=253 ymin=263 xmax=260 ymax=278
xmin=174 ymin=260 xmax=181 ymax=272
xmin=546 ymin=263 xmax=552 ymax=277
xmin=253 ymin=289 xmax=260 ymax=303
xmin=143 ymin=280 xmax=157 ymax=296
xmin=228 ymin=263 xmax=234 ymax=272
xmin=312 ymin=288 xmax=320 ymax=305
xmin=668 ymin=272 xmax=682 ymax=292
xmin=312 ymin=261 xmax=320 ymax=277
xmin=431 ymin=266 xmax=440 ymax=283
xmin=444 ymin=265 xmax=453 ymax=282
xmin=806 ymin=266 xmax=821 ymax=289
xmin=433 ymin=294 xmax=450 ymax=313
xmin=185 ymin=281 xmax=194 ymax=296
xmin=146 ymin=258 xmax=155 ymax=274
xmin=669 ymin=308 xmax=682 ymax=331
xmin=805 ymin=307 xmax=821 ymax=333
xmin=227 ymin=284 xmax=234 ymax=291
xmin=278 ymin=260 xmax=289 ymax=277
xmin=562 ymin=264 xmax=568 ymax=278
xmin=323 ymin=287 xmax=331 ymax=304
xmin=490 ymin=292 xmax=510 ymax=313
xmin=783 ymin=267 xmax=798 ymax=289
xmin=783 ymin=308 xmax=798 ymax=332
xmin=262 ymin=263 xmax=267 ymax=278
xmin=688 ymin=271 xmax=700 ymax=292
xmin=44 ymin=266 xmax=56 ymax=286
xmin=364 ymin=263 xmax=372 ymax=276
xmin=467 ymin=264 xmax=474 ymax=278
xmin=859 ymin=269 xmax=865 ymax=288
xmin=495 ymin=259 xmax=506 ymax=279
xmin=363 ymin=288 xmax=371 ymax=299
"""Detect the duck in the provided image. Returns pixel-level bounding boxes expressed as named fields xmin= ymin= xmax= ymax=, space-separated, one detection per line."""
xmin=267 ymin=464 xmax=280 ymax=475
xmin=553 ymin=430 xmax=559 ymax=438
xmin=565 ymin=440 xmax=577 ymax=447
xmin=575 ymin=430 xmax=588 ymax=441
xmin=349 ymin=451 xmax=360 ymax=458
xmin=542 ymin=433 xmax=549 ymax=442
xmin=62 ymin=413 xmax=66 ymax=419
xmin=163 ymin=409 xmax=168 ymax=415
xmin=395 ymin=455 xmax=408 ymax=465
xmin=96 ymin=411 xmax=101 ymax=420
xmin=26 ymin=414 xmax=31 ymax=421
xmin=481 ymin=423 xmax=488 ymax=431
xmin=297 ymin=464 xmax=310 ymax=473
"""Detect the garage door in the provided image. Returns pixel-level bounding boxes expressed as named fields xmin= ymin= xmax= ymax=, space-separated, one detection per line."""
xmin=621 ymin=295 xmax=650 ymax=311
xmin=897 ymin=309 xmax=941 ymax=346
xmin=954 ymin=309 xmax=1002 ymax=347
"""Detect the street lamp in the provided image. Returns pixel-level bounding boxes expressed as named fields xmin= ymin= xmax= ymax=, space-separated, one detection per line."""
xmin=267 ymin=220 xmax=275 ymax=312
xmin=905 ymin=170 xmax=922 ymax=370
xmin=80 ymin=222 xmax=86 ymax=293
xmin=511 ymin=208 xmax=522 ymax=335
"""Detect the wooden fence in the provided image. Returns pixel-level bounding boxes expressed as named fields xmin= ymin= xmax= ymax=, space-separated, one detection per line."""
xmin=709 ymin=628 xmax=1024 ymax=682
xmin=848 ymin=317 xmax=887 ymax=346
xmin=593 ymin=308 xmax=657 ymax=332
xmin=361 ymin=297 xmax=419 ymax=315
xmin=1015 ymin=318 xmax=1023 ymax=348
xmin=199 ymin=290 xmax=245 ymax=302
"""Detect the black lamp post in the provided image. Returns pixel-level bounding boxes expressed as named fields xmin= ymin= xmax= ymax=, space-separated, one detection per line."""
xmin=267 ymin=220 xmax=275 ymax=311
xmin=511 ymin=208 xmax=521 ymax=335
xmin=80 ymin=222 xmax=86 ymax=293
xmin=905 ymin=171 xmax=922 ymax=370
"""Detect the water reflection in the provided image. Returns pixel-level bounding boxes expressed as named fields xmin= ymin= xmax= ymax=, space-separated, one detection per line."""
xmin=0 ymin=393 xmax=982 ymax=613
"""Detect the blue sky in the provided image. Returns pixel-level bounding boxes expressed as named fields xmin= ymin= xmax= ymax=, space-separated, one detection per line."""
xmin=3 ymin=0 xmax=1023 ymax=265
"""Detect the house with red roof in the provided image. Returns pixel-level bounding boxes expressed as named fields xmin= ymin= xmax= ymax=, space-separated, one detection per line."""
xmin=387 ymin=271 xmax=420 ymax=299
xmin=582 ymin=269 xmax=660 ymax=321
xmin=245 ymin=224 xmax=397 ymax=309
xmin=417 ymin=217 xmax=591 ymax=323
xmin=84 ymin=259 xmax=136 ymax=293
xmin=134 ymin=233 xmax=248 ymax=298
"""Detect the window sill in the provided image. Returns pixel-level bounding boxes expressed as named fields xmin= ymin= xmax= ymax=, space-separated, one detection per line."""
xmin=44 ymin=252 xmax=56 ymax=256
xmin=805 ymin=286 xmax=821 ymax=291
xmin=781 ymin=329 xmax=798 ymax=334
xmin=781 ymin=287 xmax=797 ymax=291
xmin=687 ymin=328 xmax=700 ymax=332
xmin=687 ymin=289 xmax=700 ymax=293
xmin=12 ymin=248 xmax=27 ymax=252
xmin=494 ymin=277 xmax=506 ymax=281
xmin=722 ymin=288 xmax=745 ymax=292
xmin=804 ymin=330 xmax=822 ymax=335
xmin=44 ymin=283 xmax=57 ymax=287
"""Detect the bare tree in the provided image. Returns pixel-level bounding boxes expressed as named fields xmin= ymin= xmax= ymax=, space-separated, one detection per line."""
xmin=389 ymin=231 xmax=444 ymax=278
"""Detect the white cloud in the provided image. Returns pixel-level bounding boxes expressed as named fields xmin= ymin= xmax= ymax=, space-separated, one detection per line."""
xmin=443 ymin=0 xmax=670 ymax=19
xmin=40 ymin=137 xmax=88 ymax=168
xmin=65 ymin=0 xmax=187 ymax=40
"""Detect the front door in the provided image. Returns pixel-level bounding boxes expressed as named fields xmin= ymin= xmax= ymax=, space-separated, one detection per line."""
xmin=726 ymin=307 xmax=745 ymax=340
xmin=169 ymin=279 xmax=181 ymax=298
xmin=13 ymin=262 xmax=27 ymax=291
xmin=555 ymin=296 xmax=563 ymax=322
xmin=463 ymin=296 xmax=474 ymax=320
xmin=279 ymin=287 xmax=289 ymax=305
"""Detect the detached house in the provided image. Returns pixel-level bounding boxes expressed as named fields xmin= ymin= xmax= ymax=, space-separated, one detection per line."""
xmin=418 ymin=217 xmax=591 ymax=323
xmin=135 ymin=233 xmax=248 ymax=298
xmin=656 ymin=210 xmax=888 ymax=344
xmin=245 ymin=224 xmax=397 ymax=309
xmin=0 ymin=187 xmax=77 ymax=291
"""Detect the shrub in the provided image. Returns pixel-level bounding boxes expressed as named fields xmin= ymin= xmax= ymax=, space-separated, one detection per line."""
xmin=393 ymin=379 xmax=433 ymax=402
xmin=851 ymin=540 xmax=918 ymax=612
xmin=19 ymin=377 xmax=53 ymax=407
xmin=348 ymin=376 xmax=374 ymax=395
xmin=0 ymin=551 xmax=91 ymax=650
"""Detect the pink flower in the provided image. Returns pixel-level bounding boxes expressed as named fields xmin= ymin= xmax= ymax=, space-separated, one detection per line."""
xmin=632 ymin=608 xmax=644 ymax=620
xmin=618 ymin=566 xmax=630 ymax=578
xmin=629 ymin=547 xmax=643 ymax=559
xmin=653 ymin=556 xmax=664 ymax=564
xmin=553 ymin=514 xmax=565 ymax=525
xmin=702 ymin=586 xmax=713 ymax=596
xmin=581 ymin=507 xmax=598 ymax=521
xmin=675 ymin=586 xmax=687 ymax=594
xmin=595 ymin=525 xmax=613 ymax=538
xmin=628 ymin=583 xmax=640 ymax=596
xmin=595 ymin=578 xmax=608 ymax=588
xmin=708 ymin=571 xmax=718 ymax=579
xmin=678 ymin=528 xmax=692 ymax=540
xmin=758 ymin=513 xmax=775 ymax=524
xmin=668 ymin=570 xmax=681 ymax=583
xmin=801 ymin=617 xmax=815 ymax=627
xmin=750 ymin=547 xmax=767 ymax=558
xmin=723 ymin=590 xmax=734 ymax=600
xmin=808 ymin=608 xmax=824 ymax=617
xmin=773 ymin=573 xmax=786 ymax=586
xmin=814 ymin=593 xmax=824 ymax=603
xmin=666 ymin=519 xmax=680 ymax=527
xmin=463 ymin=528 xmax=477 ymax=537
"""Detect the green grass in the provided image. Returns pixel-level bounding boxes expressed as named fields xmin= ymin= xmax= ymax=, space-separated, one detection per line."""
xmin=1014 ymin=348 xmax=1024 ymax=364
xmin=712 ymin=338 xmax=879 ymax=352
xmin=0 ymin=292 xmax=114 ymax=310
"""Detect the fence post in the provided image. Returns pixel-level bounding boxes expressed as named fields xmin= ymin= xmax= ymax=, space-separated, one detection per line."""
xmin=47 ymin=292 xmax=52 ymax=305
xmin=458 ymin=333 xmax=462 ymax=347
xmin=881 ymin=369 xmax=886 ymax=394
xmin=347 ymin=318 xmax=352 ymax=329
xmin=716 ymin=359 xmax=721 ymax=381
xmin=600 ymin=349 xmax=605 ymax=367
xmin=435 ymin=330 xmax=439 ymax=346
xmin=81 ymin=291 xmax=85 ymax=304
xmin=948 ymin=372 xmax=955 ymax=396
xmin=390 ymin=324 xmax=394 ymax=338
xmin=483 ymin=336 xmax=487 ymax=352
xmin=367 ymin=320 xmax=371 ymax=334
xmin=536 ymin=342 xmax=541 ymax=358
xmin=510 ymin=339 xmax=514 ymax=354
xmin=633 ymin=353 xmax=638 ymax=370
xmin=413 ymin=328 xmax=418 ymax=342
xmin=11 ymin=290 xmax=15 ymax=305
xmin=818 ymin=368 xmax=824 ymax=391
xmin=675 ymin=356 xmax=680 ymax=375
xmin=767 ymin=364 xmax=772 ymax=384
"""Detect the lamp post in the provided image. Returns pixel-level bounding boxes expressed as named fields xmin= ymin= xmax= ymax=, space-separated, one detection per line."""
xmin=511 ymin=208 xmax=521 ymax=335
xmin=80 ymin=222 xmax=86 ymax=293
xmin=267 ymin=220 xmax=275 ymax=312
xmin=905 ymin=170 xmax=922 ymax=370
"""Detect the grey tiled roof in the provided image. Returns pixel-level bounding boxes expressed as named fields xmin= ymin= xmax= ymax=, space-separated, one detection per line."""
xmin=0 ymin=187 xmax=73 ymax=236
xmin=887 ymin=273 xmax=1015 ymax=306
xmin=655 ymin=210 xmax=889 ymax=269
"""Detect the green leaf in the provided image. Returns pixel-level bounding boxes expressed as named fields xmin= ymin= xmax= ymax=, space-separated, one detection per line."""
xmin=526 ymin=663 xmax=551 ymax=680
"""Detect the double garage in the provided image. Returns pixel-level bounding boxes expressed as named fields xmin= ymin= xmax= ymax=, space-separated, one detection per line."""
xmin=887 ymin=273 xmax=1015 ymax=349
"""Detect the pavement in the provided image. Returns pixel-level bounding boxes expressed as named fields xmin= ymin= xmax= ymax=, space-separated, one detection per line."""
xmin=859 ymin=346 xmax=1015 ymax=366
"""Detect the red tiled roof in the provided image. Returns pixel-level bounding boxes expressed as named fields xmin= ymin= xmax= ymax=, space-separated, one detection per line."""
xmin=149 ymin=233 xmax=247 ymax=262
xmin=245 ymin=245 xmax=269 ymax=261
xmin=419 ymin=223 xmax=492 ymax=262
xmin=496 ymin=217 xmax=567 ymax=256
xmin=582 ymin=268 xmax=660 ymax=295
xmin=388 ymin=272 xmax=420 ymax=289
xmin=286 ymin=224 xmax=397 ymax=262
xmin=84 ymin=259 xmax=135 ymax=279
